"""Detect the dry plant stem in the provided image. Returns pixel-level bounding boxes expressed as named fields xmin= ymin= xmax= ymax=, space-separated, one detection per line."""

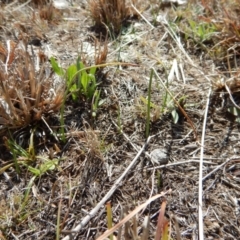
xmin=152 ymin=67 xmax=198 ymax=140
xmin=111 ymin=119 xmax=151 ymax=159
xmin=111 ymin=119 xmax=140 ymax=152
xmin=161 ymin=18 xmax=195 ymax=66
xmin=62 ymin=136 xmax=153 ymax=240
xmin=146 ymin=159 xmax=216 ymax=171
xmin=198 ymin=87 xmax=211 ymax=240
xmin=5 ymin=40 xmax=11 ymax=73
xmin=225 ymin=80 xmax=240 ymax=109
xmin=171 ymin=214 xmax=181 ymax=240
xmin=155 ymin=200 xmax=167 ymax=240
xmin=97 ymin=190 xmax=172 ymax=240
xmin=4 ymin=0 xmax=18 ymax=9
xmin=109 ymin=31 xmax=149 ymax=56
xmin=41 ymin=116 xmax=59 ymax=141
xmin=202 ymin=156 xmax=239 ymax=181
xmin=12 ymin=0 xmax=31 ymax=11
xmin=131 ymin=3 xmax=154 ymax=30
xmin=221 ymin=178 xmax=240 ymax=192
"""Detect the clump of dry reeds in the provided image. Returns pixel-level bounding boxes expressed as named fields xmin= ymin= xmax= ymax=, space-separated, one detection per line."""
xmin=0 ymin=40 xmax=64 ymax=131
xmin=94 ymin=37 xmax=108 ymax=66
xmin=38 ymin=4 xmax=62 ymax=23
xmin=88 ymin=0 xmax=137 ymax=35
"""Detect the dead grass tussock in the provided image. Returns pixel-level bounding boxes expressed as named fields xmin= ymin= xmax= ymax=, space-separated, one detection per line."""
xmin=38 ymin=4 xmax=62 ymax=23
xmin=88 ymin=0 xmax=138 ymax=34
xmin=94 ymin=37 xmax=108 ymax=66
xmin=0 ymin=41 xmax=64 ymax=131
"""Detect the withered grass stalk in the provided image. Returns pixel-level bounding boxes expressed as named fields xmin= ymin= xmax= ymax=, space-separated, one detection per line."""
xmin=0 ymin=41 xmax=64 ymax=131
xmin=89 ymin=0 xmax=136 ymax=34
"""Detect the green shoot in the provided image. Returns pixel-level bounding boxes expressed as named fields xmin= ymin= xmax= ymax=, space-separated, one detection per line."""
xmin=146 ymin=69 xmax=154 ymax=138
xmin=24 ymin=157 xmax=59 ymax=177
xmin=187 ymin=19 xmax=216 ymax=43
xmin=91 ymin=89 xmax=101 ymax=118
xmin=51 ymin=57 xmax=98 ymax=101
xmin=21 ymin=176 xmax=36 ymax=212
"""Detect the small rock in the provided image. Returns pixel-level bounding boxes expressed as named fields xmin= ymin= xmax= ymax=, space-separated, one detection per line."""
xmin=53 ymin=0 xmax=70 ymax=9
xmin=150 ymin=148 xmax=169 ymax=165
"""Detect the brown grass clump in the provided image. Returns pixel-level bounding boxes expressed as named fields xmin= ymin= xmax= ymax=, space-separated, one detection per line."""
xmin=0 ymin=40 xmax=64 ymax=131
xmin=38 ymin=4 xmax=62 ymax=23
xmin=94 ymin=37 xmax=108 ymax=65
xmin=199 ymin=0 xmax=240 ymax=61
xmin=88 ymin=0 xmax=137 ymax=35
xmin=32 ymin=0 xmax=49 ymax=6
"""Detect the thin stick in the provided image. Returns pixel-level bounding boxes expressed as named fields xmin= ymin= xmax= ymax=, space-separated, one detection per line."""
xmin=111 ymin=119 xmax=152 ymax=159
xmin=131 ymin=3 xmax=154 ymax=30
xmin=41 ymin=116 xmax=59 ymax=141
xmin=161 ymin=18 xmax=195 ymax=65
xmin=202 ymin=156 xmax=238 ymax=181
xmin=198 ymin=87 xmax=212 ymax=240
xmin=225 ymin=80 xmax=240 ymax=109
xmin=61 ymin=136 xmax=153 ymax=240
xmin=12 ymin=0 xmax=31 ymax=11
xmin=146 ymin=159 xmax=216 ymax=171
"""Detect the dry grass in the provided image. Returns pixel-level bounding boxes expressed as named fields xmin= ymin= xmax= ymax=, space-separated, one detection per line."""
xmin=88 ymin=0 xmax=137 ymax=35
xmin=38 ymin=4 xmax=62 ymax=23
xmin=0 ymin=40 xmax=64 ymax=131
xmin=94 ymin=37 xmax=108 ymax=66
xmin=1 ymin=0 xmax=240 ymax=239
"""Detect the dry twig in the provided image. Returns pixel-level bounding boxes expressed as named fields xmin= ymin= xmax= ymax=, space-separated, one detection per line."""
xmin=62 ymin=135 xmax=153 ymax=240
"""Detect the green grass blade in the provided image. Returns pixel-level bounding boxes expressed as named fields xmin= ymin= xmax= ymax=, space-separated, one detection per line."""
xmin=146 ymin=69 xmax=154 ymax=138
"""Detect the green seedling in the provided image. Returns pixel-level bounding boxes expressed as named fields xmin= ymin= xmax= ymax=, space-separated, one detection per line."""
xmin=20 ymin=157 xmax=60 ymax=220
xmin=136 ymin=95 xmax=161 ymax=125
xmin=228 ymin=106 xmax=240 ymax=123
xmin=5 ymin=130 xmax=36 ymax=174
xmin=146 ymin=69 xmax=154 ymax=138
xmin=50 ymin=57 xmax=98 ymax=101
xmin=187 ymin=19 xmax=217 ymax=44
xmin=92 ymin=89 xmax=105 ymax=118
xmin=76 ymin=57 xmax=97 ymax=100
xmin=163 ymin=92 xmax=182 ymax=124
xmin=51 ymin=57 xmax=99 ymax=139
xmin=1 ymin=133 xmax=61 ymax=226
xmin=24 ymin=157 xmax=59 ymax=177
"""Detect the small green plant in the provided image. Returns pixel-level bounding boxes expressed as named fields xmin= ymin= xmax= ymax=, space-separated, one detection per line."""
xmin=146 ymin=69 xmax=154 ymax=138
xmin=187 ymin=19 xmax=217 ymax=43
xmin=2 ymin=130 xmax=37 ymax=175
xmin=51 ymin=57 xmax=98 ymax=100
xmin=1 ymin=129 xmax=60 ymax=176
xmin=136 ymin=90 xmax=184 ymax=128
xmin=162 ymin=92 xmax=187 ymax=124
xmin=50 ymin=57 xmax=103 ymax=119
xmin=75 ymin=58 xmax=97 ymax=100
